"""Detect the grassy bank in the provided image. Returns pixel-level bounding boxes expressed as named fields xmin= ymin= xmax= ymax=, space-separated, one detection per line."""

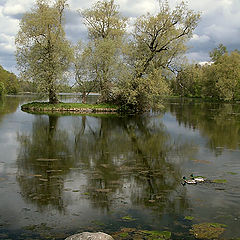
xmin=21 ymin=102 xmax=118 ymax=113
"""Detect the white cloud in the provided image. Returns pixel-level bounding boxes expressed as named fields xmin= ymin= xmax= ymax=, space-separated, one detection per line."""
xmin=190 ymin=34 xmax=210 ymax=43
xmin=0 ymin=33 xmax=15 ymax=55
xmin=2 ymin=0 xmax=32 ymax=16
xmin=3 ymin=4 xmax=25 ymax=15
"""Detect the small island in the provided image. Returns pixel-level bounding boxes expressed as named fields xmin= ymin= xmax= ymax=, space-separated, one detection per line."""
xmin=21 ymin=102 xmax=118 ymax=113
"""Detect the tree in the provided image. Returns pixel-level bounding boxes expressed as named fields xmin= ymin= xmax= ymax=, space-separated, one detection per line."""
xmin=203 ymin=50 xmax=240 ymax=101
xmin=15 ymin=0 xmax=73 ymax=104
xmin=209 ymin=43 xmax=227 ymax=62
xmin=80 ymin=0 xmax=126 ymax=41
xmin=115 ymin=1 xmax=200 ymax=111
xmin=80 ymin=0 xmax=127 ymax=103
xmin=73 ymin=41 xmax=99 ymax=103
xmin=174 ymin=64 xmax=203 ymax=97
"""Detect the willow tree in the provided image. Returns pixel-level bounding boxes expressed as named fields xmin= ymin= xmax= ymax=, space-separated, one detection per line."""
xmin=15 ymin=0 xmax=73 ymax=103
xmin=80 ymin=0 xmax=127 ymax=103
xmin=116 ymin=1 xmax=200 ymax=111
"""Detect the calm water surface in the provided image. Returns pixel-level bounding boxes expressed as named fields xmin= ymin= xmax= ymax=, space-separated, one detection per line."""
xmin=0 ymin=96 xmax=240 ymax=239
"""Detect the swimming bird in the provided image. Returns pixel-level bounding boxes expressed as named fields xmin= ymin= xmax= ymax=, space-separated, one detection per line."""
xmin=190 ymin=174 xmax=205 ymax=182
xmin=183 ymin=176 xmax=197 ymax=184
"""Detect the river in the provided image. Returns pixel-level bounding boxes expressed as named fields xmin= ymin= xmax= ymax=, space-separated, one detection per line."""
xmin=0 ymin=95 xmax=240 ymax=239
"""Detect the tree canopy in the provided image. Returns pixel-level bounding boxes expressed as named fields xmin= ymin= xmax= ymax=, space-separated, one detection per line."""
xmin=15 ymin=0 xmax=73 ymax=103
xmin=114 ymin=1 xmax=200 ymax=111
xmin=173 ymin=45 xmax=240 ymax=101
xmin=79 ymin=0 xmax=127 ymax=103
xmin=15 ymin=0 xmax=202 ymax=111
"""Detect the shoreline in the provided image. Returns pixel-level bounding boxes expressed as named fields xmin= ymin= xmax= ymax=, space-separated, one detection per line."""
xmin=21 ymin=102 xmax=118 ymax=114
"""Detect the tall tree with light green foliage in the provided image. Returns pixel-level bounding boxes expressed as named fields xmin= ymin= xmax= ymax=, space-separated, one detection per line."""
xmin=80 ymin=0 xmax=127 ymax=103
xmin=114 ymin=1 xmax=200 ymax=111
xmin=73 ymin=41 xmax=100 ymax=103
xmin=15 ymin=0 xmax=73 ymax=103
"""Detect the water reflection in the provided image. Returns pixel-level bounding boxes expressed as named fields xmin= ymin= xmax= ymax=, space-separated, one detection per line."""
xmin=1 ymin=96 xmax=240 ymax=239
xmin=168 ymin=98 xmax=240 ymax=153
xmin=16 ymin=113 xmax=191 ymax=217
xmin=0 ymin=96 xmax=19 ymax=120
xmin=17 ymin=115 xmax=74 ymax=212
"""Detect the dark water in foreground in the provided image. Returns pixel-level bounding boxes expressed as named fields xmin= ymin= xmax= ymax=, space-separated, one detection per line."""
xmin=0 ymin=95 xmax=240 ymax=239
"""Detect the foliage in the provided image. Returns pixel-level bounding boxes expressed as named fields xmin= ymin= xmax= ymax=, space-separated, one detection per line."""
xmin=79 ymin=0 xmax=127 ymax=103
xmin=15 ymin=0 xmax=73 ymax=103
xmin=115 ymin=69 xmax=170 ymax=112
xmin=174 ymin=64 xmax=203 ymax=97
xmin=210 ymin=43 xmax=227 ymax=62
xmin=173 ymin=46 xmax=240 ymax=101
xmin=18 ymin=79 xmax=38 ymax=93
xmin=72 ymin=41 xmax=100 ymax=103
xmin=76 ymin=0 xmax=200 ymax=111
xmin=202 ymin=50 xmax=240 ymax=101
xmin=80 ymin=0 xmax=126 ymax=41
xmin=113 ymin=1 xmax=200 ymax=111
xmin=0 ymin=82 xmax=5 ymax=96
xmin=0 ymin=65 xmax=19 ymax=94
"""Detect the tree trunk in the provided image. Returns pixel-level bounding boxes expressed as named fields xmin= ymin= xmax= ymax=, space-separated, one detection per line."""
xmin=82 ymin=91 xmax=87 ymax=104
xmin=49 ymin=88 xmax=59 ymax=104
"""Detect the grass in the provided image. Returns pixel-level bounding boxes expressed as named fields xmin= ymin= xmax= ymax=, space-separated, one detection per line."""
xmin=21 ymin=101 xmax=118 ymax=113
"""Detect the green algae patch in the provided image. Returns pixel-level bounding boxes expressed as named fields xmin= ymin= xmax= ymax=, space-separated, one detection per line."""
xmin=112 ymin=228 xmax=171 ymax=240
xmin=212 ymin=179 xmax=227 ymax=183
xmin=119 ymin=232 xmax=129 ymax=238
xmin=121 ymin=215 xmax=136 ymax=221
xmin=227 ymin=172 xmax=238 ymax=175
xmin=184 ymin=216 xmax=194 ymax=221
xmin=140 ymin=230 xmax=171 ymax=239
xmin=21 ymin=102 xmax=118 ymax=114
xmin=190 ymin=222 xmax=227 ymax=239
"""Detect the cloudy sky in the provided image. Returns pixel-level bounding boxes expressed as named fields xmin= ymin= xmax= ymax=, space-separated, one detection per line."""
xmin=0 ymin=0 xmax=240 ymax=74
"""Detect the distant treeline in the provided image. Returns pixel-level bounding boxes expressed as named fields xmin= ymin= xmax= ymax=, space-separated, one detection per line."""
xmin=172 ymin=44 xmax=240 ymax=101
xmin=0 ymin=64 xmax=90 ymax=95
xmin=0 ymin=65 xmax=19 ymax=95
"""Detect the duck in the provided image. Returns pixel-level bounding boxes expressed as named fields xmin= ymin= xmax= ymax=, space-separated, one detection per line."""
xmin=190 ymin=174 xmax=205 ymax=182
xmin=183 ymin=176 xmax=197 ymax=184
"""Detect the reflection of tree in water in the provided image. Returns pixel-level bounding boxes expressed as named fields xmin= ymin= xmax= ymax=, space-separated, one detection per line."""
xmin=17 ymin=115 xmax=74 ymax=212
xmin=16 ymin=112 xmax=192 ymax=216
xmin=168 ymin=98 xmax=240 ymax=153
xmin=71 ymin=114 xmax=191 ymax=214
xmin=0 ymin=96 xmax=19 ymax=121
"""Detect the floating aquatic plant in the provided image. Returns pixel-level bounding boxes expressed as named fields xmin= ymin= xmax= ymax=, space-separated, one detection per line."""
xmin=121 ymin=215 xmax=135 ymax=221
xmin=140 ymin=230 xmax=171 ymax=239
xmin=190 ymin=222 xmax=227 ymax=239
xmin=112 ymin=228 xmax=171 ymax=240
xmin=212 ymin=179 xmax=227 ymax=183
